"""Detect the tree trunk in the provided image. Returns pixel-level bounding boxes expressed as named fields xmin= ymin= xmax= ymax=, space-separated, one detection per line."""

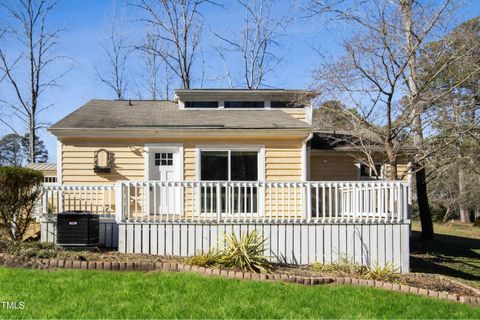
xmin=458 ymin=163 xmax=471 ymax=223
xmin=400 ymin=0 xmax=433 ymax=239
xmin=416 ymin=166 xmax=434 ymax=238
xmin=386 ymin=147 xmax=398 ymax=180
xmin=29 ymin=117 xmax=36 ymax=163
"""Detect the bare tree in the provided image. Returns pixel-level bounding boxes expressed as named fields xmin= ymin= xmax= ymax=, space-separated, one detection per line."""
xmin=0 ymin=0 xmax=67 ymax=163
xmin=135 ymin=31 xmax=176 ymax=100
xmin=313 ymin=22 xmax=416 ymax=181
xmin=136 ymin=0 xmax=213 ymax=89
xmin=213 ymin=0 xmax=288 ymax=89
xmin=312 ymin=101 xmax=404 ymax=179
xmin=309 ymin=0 xmax=475 ymax=238
xmin=136 ymin=32 xmax=161 ymax=100
xmin=96 ymin=3 xmax=130 ymax=100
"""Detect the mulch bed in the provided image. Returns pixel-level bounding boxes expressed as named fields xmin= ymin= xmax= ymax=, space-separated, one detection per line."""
xmin=401 ymin=274 xmax=480 ymax=298
xmin=35 ymin=249 xmax=179 ymax=264
xmin=274 ymin=264 xmax=480 ymax=298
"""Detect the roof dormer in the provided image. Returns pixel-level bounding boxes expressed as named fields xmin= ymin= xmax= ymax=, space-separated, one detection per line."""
xmin=174 ymin=89 xmax=316 ymax=111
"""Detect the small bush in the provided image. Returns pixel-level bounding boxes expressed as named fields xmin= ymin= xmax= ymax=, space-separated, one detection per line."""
xmin=220 ymin=231 xmax=273 ymax=273
xmin=365 ymin=262 xmax=399 ymax=282
xmin=310 ymin=259 xmax=398 ymax=282
xmin=430 ymin=205 xmax=450 ymax=222
xmin=310 ymin=258 xmax=367 ymax=277
xmin=184 ymin=249 xmax=223 ymax=268
xmin=473 ymin=219 xmax=480 ymax=227
xmin=185 ymin=231 xmax=273 ymax=273
xmin=0 ymin=167 xmax=43 ymax=243
xmin=0 ymin=239 xmax=61 ymax=258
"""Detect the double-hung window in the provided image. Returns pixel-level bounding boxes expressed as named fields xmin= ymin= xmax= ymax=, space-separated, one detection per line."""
xmin=199 ymin=148 xmax=261 ymax=214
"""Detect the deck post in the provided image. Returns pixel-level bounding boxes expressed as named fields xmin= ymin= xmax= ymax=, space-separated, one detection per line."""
xmin=115 ymin=181 xmax=124 ymax=223
xmin=305 ymin=183 xmax=312 ymax=222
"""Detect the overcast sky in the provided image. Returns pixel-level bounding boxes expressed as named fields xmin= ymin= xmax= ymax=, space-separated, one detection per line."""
xmin=0 ymin=0 xmax=479 ymax=162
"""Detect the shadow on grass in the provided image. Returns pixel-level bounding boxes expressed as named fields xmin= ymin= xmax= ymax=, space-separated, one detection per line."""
xmin=410 ymin=230 xmax=480 ymax=282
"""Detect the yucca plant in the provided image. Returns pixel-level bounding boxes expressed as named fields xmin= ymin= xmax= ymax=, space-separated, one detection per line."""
xmin=365 ymin=262 xmax=399 ymax=282
xmin=220 ymin=231 xmax=273 ymax=273
xmin=184 ymin=249 xmax=224 ymax=268
xmin=310 ymin=260 xmax=367 ymax=277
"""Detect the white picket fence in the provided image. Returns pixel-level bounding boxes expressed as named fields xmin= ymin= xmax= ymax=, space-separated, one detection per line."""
xmin=40 ymin=180 xmax=410 ymax=224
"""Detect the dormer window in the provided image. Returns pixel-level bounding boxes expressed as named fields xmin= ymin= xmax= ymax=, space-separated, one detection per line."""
xmin=184 ymin=101 xmax=218 ymax=108
xmin=271 ymin=101 xmax=304 ymax=108
xmin=224 ymin=101 xmax=264 ymax=108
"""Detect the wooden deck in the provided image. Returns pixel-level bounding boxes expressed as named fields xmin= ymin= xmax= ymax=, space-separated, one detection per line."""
xmin=39 ymin=180 xmax=411 ymax=272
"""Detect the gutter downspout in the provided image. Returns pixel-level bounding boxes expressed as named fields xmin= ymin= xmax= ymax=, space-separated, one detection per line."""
xmin=302 ymin=132 xmax=314 ymax=181
xmin=301 ymin=132 xmax=314 ymax=220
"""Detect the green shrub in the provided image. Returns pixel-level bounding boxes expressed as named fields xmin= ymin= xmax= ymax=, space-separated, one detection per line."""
xmin=184 ymin=249 xmax=224 ymax=268
xmin=430 ymin=205 xmax=449 ymax=222
xmin=473 ymin=219 xmax=480 ymax=227
xmin=310 ymin=259 xmax=398 ymax=282
xmin=0 ymin=239 xmax=60 ymax=258
xmin=310 ymin=256 xmax=368 ymax=276
xmin=185 ymin=231 xmax=273 ymax=273
xmin=220 ymin=231 xmax=273 ymax=273
xmin=364 ymin=262 xmax=399 ymax=282
xmin=0 ymin=166 xmax=43 ymax=243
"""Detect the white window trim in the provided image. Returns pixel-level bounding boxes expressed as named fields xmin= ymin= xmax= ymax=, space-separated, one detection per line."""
xmin=195 ymin=145 xmax=265 ymax=182
xmin=195 ymin=145 xmax=265 ymax=216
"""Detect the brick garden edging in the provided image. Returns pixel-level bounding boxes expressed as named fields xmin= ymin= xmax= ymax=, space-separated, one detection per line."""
xmin=0 ymin=253 xmax=478 ymax=307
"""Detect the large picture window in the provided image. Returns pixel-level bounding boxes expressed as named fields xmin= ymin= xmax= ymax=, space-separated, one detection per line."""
xmin=201 ymin=150 xmax=258 ymax=181
xmin=199 ymin=149 xmax=260 ymax=214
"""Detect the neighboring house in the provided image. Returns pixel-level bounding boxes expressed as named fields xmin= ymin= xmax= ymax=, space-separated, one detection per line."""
xmin=40 ymin=89 xmax=411 ymax=272
xmin=26 ymin=163 xmax=58 ymax=184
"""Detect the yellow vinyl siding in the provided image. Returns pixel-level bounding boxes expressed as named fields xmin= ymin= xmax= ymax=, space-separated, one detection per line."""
xmin=61 ymin=141 xmax=144 ymax=184
xmin=384 ymin=164 xmax=410 ymax=180
xmin=310 ymin=152 xmax=410 ymax=181
xmin=310 ymin=154 xmax=358 ymax=181
xmin=60 ymin=136 xmax=305 ymax=219
xmin=61 ymin=136 xmax=304 ymax=185
xmin=282 ymin=109 xmax=307 ymax=123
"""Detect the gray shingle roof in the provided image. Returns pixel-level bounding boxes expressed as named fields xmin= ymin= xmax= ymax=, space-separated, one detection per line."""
xmin=50 ymin=100 xmax=311 ymax=130
xmin=26 ymin=163 xmax=57 ymax=171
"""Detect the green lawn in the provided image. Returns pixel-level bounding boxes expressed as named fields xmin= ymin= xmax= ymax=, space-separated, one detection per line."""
xmin=411 ymin=221 xmax=480 ymax=289
xmin=0 ymin=268 xmax=478 ymax=319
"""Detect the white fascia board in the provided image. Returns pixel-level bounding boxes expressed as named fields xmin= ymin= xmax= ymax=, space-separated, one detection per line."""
xmin=56 ymin=139 xmax=62 ymax=184
xmin=49 ymin=128 xmax=312 ymax=138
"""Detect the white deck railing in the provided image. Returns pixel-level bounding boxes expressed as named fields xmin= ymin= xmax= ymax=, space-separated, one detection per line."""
xmin=40 ymin=181 xmax=410 ymax=224
xmin=40 ymin=184 xmax=116 ymax=218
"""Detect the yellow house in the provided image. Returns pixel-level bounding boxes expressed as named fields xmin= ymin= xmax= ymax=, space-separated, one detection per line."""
xmin=41 ymin=89 xmax=411 ymax=272
xmin=50 ymin=90 xmax=313 ymax=186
